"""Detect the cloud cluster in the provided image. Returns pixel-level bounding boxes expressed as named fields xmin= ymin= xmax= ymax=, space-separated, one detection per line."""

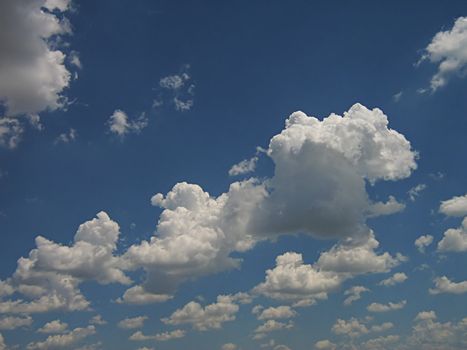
xmin=156 ymin=65 xmax=195 ymax=112
xmin=378 ymin=272 xmax=408 ymax=287
xmin=429 ymin=276 xmax=467 ymax=295
xmin=366 ymin=300 xmax=406 ymax=313
xmin=343 ymin=286 xmax=369 ymax=306
xmin=414 ymin=235 xmax=433 ymax=253
xmin=27 ymin=325 xmax=96 ymax=350
xmin=437 ymin=194 xmax=467 ymax=252
xmin=107 ymin=110 xmax=148 ymax=138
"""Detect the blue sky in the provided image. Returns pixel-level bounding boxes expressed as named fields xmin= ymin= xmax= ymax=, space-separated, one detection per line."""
xmin=1 ymin=1 xmax=467 ymax=349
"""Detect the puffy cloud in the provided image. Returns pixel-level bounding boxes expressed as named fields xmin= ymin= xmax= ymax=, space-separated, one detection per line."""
xmin=107 ymin=110 xmax=148 ymax=137
xmin=363 ymin=335 xmax=399 ymax=350
xmin=419 ymin=17 xmax=467 ymax=91
xmin=154 ymin=329 xmax=185 ymax=341
xmin=252 ymin=252 xmax=341 ymax=302
xmin=54 ymin=128 xmax=76 ymax=144
xmin=120 ymin=104 xmax=415 ymax=300
xmin=404 ymin=311 xmax=467 ymax=349
xmin=332 ymin=318 xmax=369 ymax=338
xmin=255 ymin=306 xmax=297 ymax=320
xmin=437 ymin=217 xmax=467 ymax=252
xmin=343 ymin=286 xmax=369 ymax=306
xmin=162 ymin=295 xmax=239 ymax=331
xmin=129 ymin=329 xmax=185 ymax=342
xmin=117 ymin=316 xmax=148 ymax=329
xmin=37 ymin=320 xmax=68 ymax=334
xmin=229 ymin=157 xmax=258 ymax=176
xmin=221 ymin=343 xmax=238 ymax=350
xmin=370 ymin=322 xmax=394 ymax=333
xmin=367 ymin=300 xmax=406 ymax=312
xmin=0 ymin=212 xmax=130 ymax=314
xmin=0 ymin=333 xmax=5 ymax=350
xmin=254 ymin=320 xmax=294 ymax=334
xmin=429 ymin=276 xmax=467 ymax=295
xmin=254 ymin=232 xmax=404 ymax=303
xmin=0 ymin=117 xmax=23 ymax=149
xmin=0 ymin=315 xmax=32 ymax=330
xmin=440 ymin=194 xmax=467 ymax=217
xmin=116 ymin=285 xmax=172 ymax=305
xmin=378 ymin=272 xmax=408 ymax=287
xmin=408 ymin=184 xmax=427 ymax=202
xmin=366 ymin=196 xmax=405 ymax=218
xmin=414 ymin=235 xmax=433 ymax=253
xmin=158 ymin=65 xmax=195 ymax=112
xmin=314 ymin=339 xmax=337 ymax=350
xmin=0 ymin=0 xmax=73 ymax=116
xmin=89 ymin=315 xmax=106 ymax=326
xmin=27 ymin=325 xmax=96 ymax=349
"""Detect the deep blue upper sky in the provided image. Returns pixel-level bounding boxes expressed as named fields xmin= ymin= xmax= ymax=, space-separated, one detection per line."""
xmin=0 ymin=1 xmax=467 ymax=349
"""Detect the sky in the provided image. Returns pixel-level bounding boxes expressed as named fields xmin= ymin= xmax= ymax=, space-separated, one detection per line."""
xmin=0 ymin=0 xmax=467 ymax=349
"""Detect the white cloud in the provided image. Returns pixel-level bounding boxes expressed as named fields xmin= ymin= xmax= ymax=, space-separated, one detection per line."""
xmin=107 ymin=110 xmax=148 ymax=137
xmin=129 ymin=329 xmax=185 ymax=342
xmin=437 ymin=217 xmax=467 ymax=252
xmin=255 ymin=306 xmax=297 ymax=320
xmin=254 ymin=320 xmax=294 ymax=334
xmin=0 ymin=212 xmax=130 ymax=314
xmin=367 ymin=196 xmax=405 ymax=218
xmin=0 ymin=117 xmax=24 ymax=149
xmin=221 ymin=343 xmax=238 ymax=350
xmin=0 ymin=0 xmax=73 ymax=116
xmin=378 ymin=272 xmax=408 ymax=287
xmin=116 ymin=285 xmax=172 ymax=305
xmin=37 ymin=320 xmax=68 ymax=334
xmin=370 ymin=322 xmax=394 ymax=333
xmin=27 ymin=325 xmax=96 ymax=350
xmin=229 ymin=156 xmax=258 ymax=176
xmin=314 ymin=339 xmax=337 ymax=350
xmin=420 ymin=17 xmax=467 ymax=91
xmin=343 ymin=286 xmax=369 ymax=305
xmin=363 ymin=335 xmax=399 ymax=350
xmin=367 ymin=300 xmax=406 ymax=312
xmin=120 ymin=104 xmax=415 ymax=300
xmin=439 ymin=194 xmax=467 ymax=217
xmin=332 ymin=318 xmax=369 ymax=338
xmin=408 ymin=184 xmax=427 ymax=202
xmin=89 ymin=315 xmax=106 ymax=326
xmin=54 ymin=128 xmax=76 ymax=144
xmin=162 ymin=295 xmax=239 ymax=331
xmin=117 ymin=316 xmax=148 ymax=329
xmin=158 ymin=66 xmax=195 ymax=112
xmin=154 ymin=329 xmax=185 ymax=341
xmin=429 ymin=276 xmax=467 ymax=295
xmin=0 ymin=333 xmax=5 ymax=350
xmin=414 ymin=235 xmax=433 ymax=253
xmin=0 ymin=315 xmax=32 ymax=330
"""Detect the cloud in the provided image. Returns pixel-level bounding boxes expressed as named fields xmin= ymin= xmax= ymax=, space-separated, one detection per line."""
xmin=254 ymin=320 xmax=294 ymax=334
xmin=419 ymin=17 xmax=467 ymax=91
xmin=116 ymin=285 xmax=172 ymax=305
xmin=366 ymin=196 xmax=406 ymax=218
xmin=0 ymin=333 xmax=5 ymax=350
xmin=54 ymin=128 xmax=76 ymax=144
xmin=0 ymin=212 xmax=130 ymax=314
xmin=162 ymin=295 xmax=239 ymax=331
xmin=314 ymin=339 xmax=337 ymax=350
xmin=440 ymin=194 xmax=467 ymax=217
xmin=27 ymin=325 xmax=96 ymax=350
xmin=37 ymin=320 xmax=68 ymax=334
xmin=0 ymin=315 xmax=32 ymax=330
xmin=117 ymin=316 xmax=148 ymax=329
xmin=221 ymin=343 xmax=238 ymax=350
xmin=367 ymin=300 xmax=406 ymax=312
xmin=363 ymin=335 xmax=399 ymax=350
xmin=437 ymin=217 xmax=467 ymax=252
xmin=429 ymin=276 xmax=467 ymax=295
xmin=229 ymin=156 xmax=258 ymax=176
xmin=254 ymin=232 xmax=404 ymax=304
xmin=414 ymin=235 xmax=434 ymax=253
xmin=378 ymin=272 xmax=408 ymax=287
xmin=332 ymin=318 xmax=370 ymax=338
xmin=408 ymin=184 xmax=427 ymax=202
xmin=107 ymin=110 xmax=148 ymax=138
xmin=119 ymin=103 xmax=415 ymax=300
xmin=254 ymin=306 xmax=297 ymax=320
xmin=129 ymin=329 xmax=185 ymax=342
xmin=343 ymin=286 xmax=369 ymax=305
xmin=157 ymin=65 xmax=195 ymax=112
xmin=89 ymin=315 xmax=106 ymax=326
xmin=0 ymin=0 xmax=77 ymax=148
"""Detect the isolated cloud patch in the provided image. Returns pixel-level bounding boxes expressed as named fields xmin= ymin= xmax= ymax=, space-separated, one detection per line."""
xmin=420 ymin=17 xmax=467 ymax=91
